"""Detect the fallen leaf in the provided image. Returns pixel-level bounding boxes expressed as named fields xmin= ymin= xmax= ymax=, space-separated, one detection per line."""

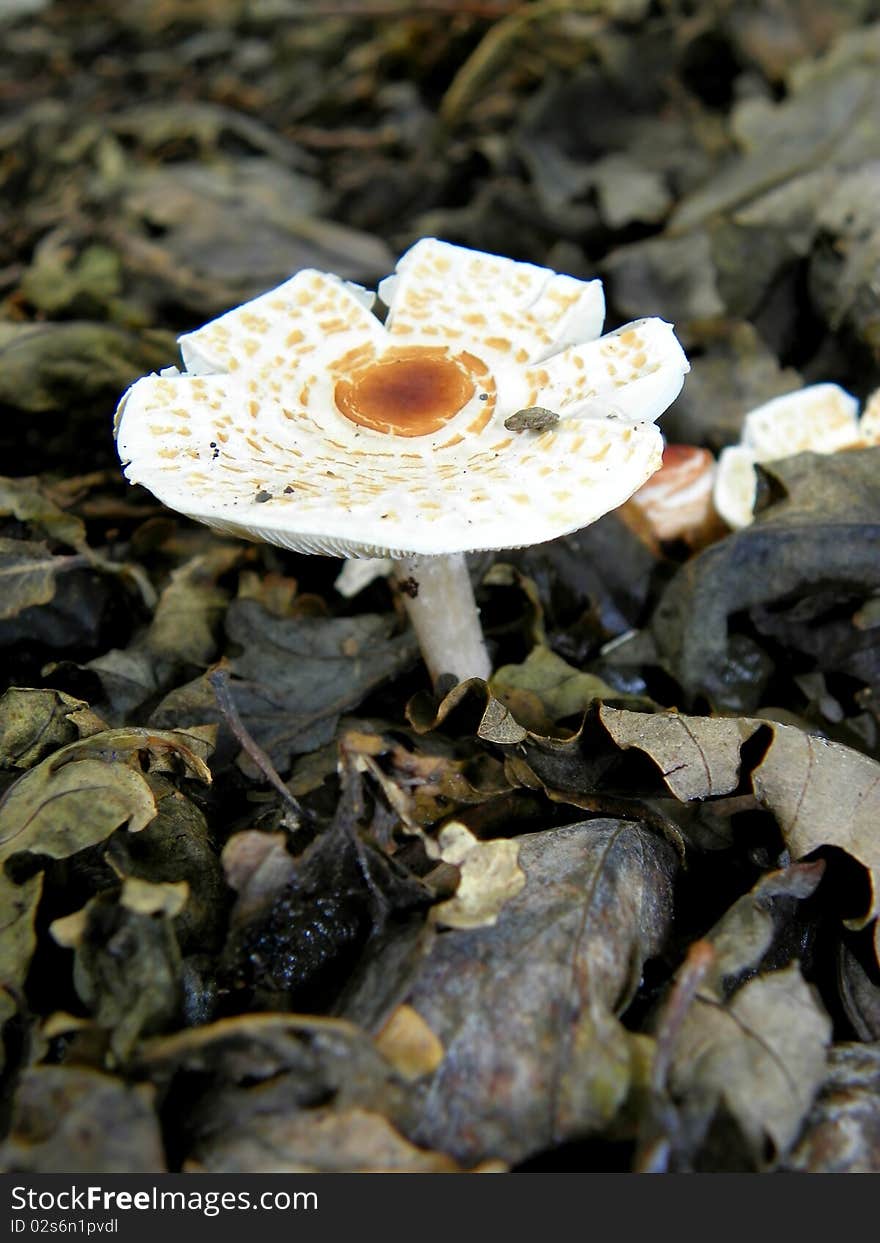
xmin=153 ymin=601 xmax=418 ymax=772
xmin=667 ymin=964 xmax=831 ymax=1164
xmin=652 ymin=448 xmax=880 ymax=709
xmin=0 ymin=1066 xmax=166 ymax=1172
xmin=402 ymin=819 xmax=677 ymax=1164
xmin=0 ymin=727 xmax=211 ymax=869
xmin=50 ymin=886 xmax=185 ymax=1063
xmin=0 ymin=871 xmax=42 ymax=1073
xmin=492 ymin=646 xmax=623 ymax=729
xmin=0 ymin=687 xmax=104 ymax=769
xmin=784 ymin=1042 xmax=880 ymax=1172
xmin=599 ymin=705 xmax=880 ymax=935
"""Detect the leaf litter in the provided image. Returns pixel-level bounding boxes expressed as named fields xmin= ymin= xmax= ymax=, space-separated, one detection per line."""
xmin=2 ymin=0 xmax=880 ymax=1176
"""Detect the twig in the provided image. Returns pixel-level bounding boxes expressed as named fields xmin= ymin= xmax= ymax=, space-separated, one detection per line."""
xmin=209 ymin=668 xmax=304 ymax=829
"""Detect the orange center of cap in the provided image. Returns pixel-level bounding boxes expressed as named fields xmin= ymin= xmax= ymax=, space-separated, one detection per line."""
xmin=334 ymin=348 xmax=477 ymax=437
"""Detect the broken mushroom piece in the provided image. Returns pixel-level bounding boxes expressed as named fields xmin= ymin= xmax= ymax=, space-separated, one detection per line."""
xmin=714 ymin=383 xmax=880 ymax=529
xmin=115 ymin=238 xmax=690 ymax=684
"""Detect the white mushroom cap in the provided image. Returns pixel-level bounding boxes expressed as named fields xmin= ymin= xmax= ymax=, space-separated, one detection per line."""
xmin=630 ymin=444 xmax=717 ymax=543
xmin=115 ymin=238 xmax=690 ymax=558
xmin=713 ymin=383 xmax=871 ymax=530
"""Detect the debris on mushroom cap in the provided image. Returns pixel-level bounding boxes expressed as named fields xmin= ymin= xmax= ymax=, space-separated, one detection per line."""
xmin=115 ymin=238 xmax=690 ymax=558
xmin=713 ymin=383 xmax=880 ymax=530
xmin=629 ymin=444 xmax=717 ymax=544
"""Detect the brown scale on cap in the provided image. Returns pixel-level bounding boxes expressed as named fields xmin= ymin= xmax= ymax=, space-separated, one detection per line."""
xmin=334 ymin=346 xmax=479 ymax=437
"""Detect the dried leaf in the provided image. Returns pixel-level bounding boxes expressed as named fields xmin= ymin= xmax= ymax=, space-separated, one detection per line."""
xmin=0 ymin=728 xmax=211 ymax=868
xmin=146 ymin=545 xmax=243 ymax=667
xmin=50 ymin=887 xmax=185 ymax=1062
xmin=188 ymin=1107 xmax=462 ymax=1174
xmin=0 ymin=538 xmax=87 ymax=622
xmin=154 ymin=601 xmax=418 ymax=771
xmin=221 ymin=830 xmax=297 ymax=926
xmin=0 ymin=871 xmax=42 ymax=1072
xmin=139 ymin=1013 xmax=438 ymax=1172
xmin=653 ymin=449 xmax=880 ymax=709
xmin=0 ymin=475 xmax=89 ymax=552
xmin=785 ymin=1043 xmax=880 ymax=1172
xmin=0 ymin=687 xmax=104 ymax=769
xmin=403 ymin=819 xmax=676 ymax=1164
xmin=0 ymin=321 xmax=174 ymax=415
xmin=667 ymin=964 xmax=831 ymax=1164
xmin=600 ymin=705 xmax=880 ymax=935
xmin=0 ymin=1066 xmax=166 ymax=1173
xmin=492 ymin=646 xmax=621 ymax=727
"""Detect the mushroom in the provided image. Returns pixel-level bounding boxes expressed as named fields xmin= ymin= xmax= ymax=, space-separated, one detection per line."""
xmin=115 ymin=238 xmax=690 ymax=684
xmin=714 ymin=383 xmax=880 ymax=529
xmin=628 ymin=443 xmax=717 ymax=545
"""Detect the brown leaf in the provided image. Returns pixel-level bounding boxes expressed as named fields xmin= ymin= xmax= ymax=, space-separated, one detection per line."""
xmin=0 ymin=687 xmax=105 ymax=770
xmin=187 ymin=1107 xmax=462 ymax=1174
xmin=667 ymin=964 xmax=831 ymax=1164
xmin=0 ymin=1066 xmax=166 ymax=1172
xmin=785 ymin=1043 xmax=880 ymax=1172
xmin=138 ymin=1013 xmax=438 ymax=1171
xmin=600 ymin=706 xmax=880 ymax=934
xmin=427 ymin=821 xmax=525 ymax=931
xmin=402 ymin=819 xmax=677 ymax=1164
xmin=0 ymin=727 xmax=212 ymax=869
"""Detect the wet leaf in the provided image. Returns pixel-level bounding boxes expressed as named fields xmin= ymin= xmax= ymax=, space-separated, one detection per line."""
xmin=0 ymin=1066 xmax=166 ymax=1173
xmin=402 ymin=820 xmax=677 ymax=1165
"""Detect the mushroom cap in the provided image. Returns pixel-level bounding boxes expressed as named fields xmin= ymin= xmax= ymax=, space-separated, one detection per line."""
xmin=713 ymin=383 xmax=872 ymax=530
xmin=630 ymin=443 xmax=716 ymax=543
xmin=115 ymin=238 xmax=690 ymax=558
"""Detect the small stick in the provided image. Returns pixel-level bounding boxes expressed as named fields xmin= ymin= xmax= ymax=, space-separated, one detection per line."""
xmin=209 ymin=668 xmax=304 ymax=829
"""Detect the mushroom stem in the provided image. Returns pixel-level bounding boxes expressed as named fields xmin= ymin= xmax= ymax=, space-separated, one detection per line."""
xmin=391 ymin=552 xmax=491 ymax=685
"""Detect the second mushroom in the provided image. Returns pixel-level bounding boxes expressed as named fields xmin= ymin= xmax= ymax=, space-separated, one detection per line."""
xmin=115 ymin=238 xmax=690 ymax=683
